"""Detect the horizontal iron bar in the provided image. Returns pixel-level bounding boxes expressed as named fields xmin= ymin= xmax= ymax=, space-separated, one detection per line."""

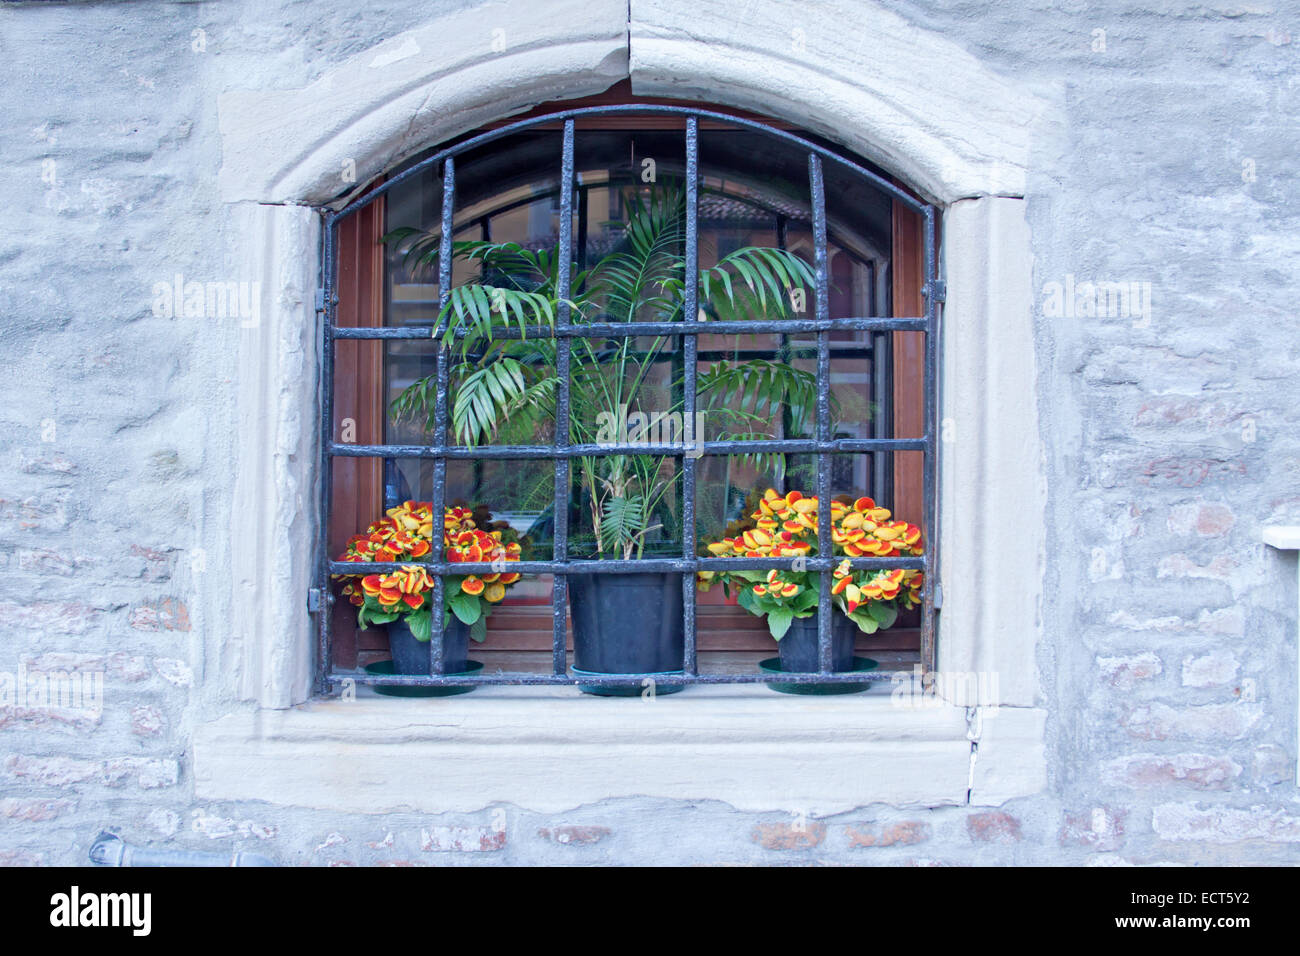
xmin=328 ymin=556 xmax=927 ymax=574
xmin=331 ymin=437 xmax=929 ymax=459
xmin=327 ymin=670 xmax=905 ymax=687
xmin=332 ymin=317 xmax=928 ymax=340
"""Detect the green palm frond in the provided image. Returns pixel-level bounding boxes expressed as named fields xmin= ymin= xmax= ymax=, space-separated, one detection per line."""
xmin=588 ymin=185 xmax=686 ymax=323
xmin=440 ymin=284 xmax=564 ymax=349
xmin=493 ymin=375 xmax=558 ymax=445
xmin=453 ymin=240 xmax=553 ymax=283
xmin=620 ymin=185 xmax=686 ymax=260
xmin=450 ymin=358 xmax=531 ymax=446
xmin=709 ymin=429 xmax=788 ymax=476
xmin=599 ymin=495 xmax=646 ymax=555
xmin=381 ymin=226 xmax=445 ymax=277
xmin=700 ymin=247 xmax=817 ymax=321
xmin=697 ymin=358 xmax=820 ymax=424
xmin=456 ymin=240 xmax=595 ymax=298
xmin=388 ymin=372 xmax=440 ymax=434
xmin=696 ymin=359 xmax=838 ymax=477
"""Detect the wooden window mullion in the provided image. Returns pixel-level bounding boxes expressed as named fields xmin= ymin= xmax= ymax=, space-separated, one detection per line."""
xmin=891 ymin=198 xmax=926 ymax=527
xmin=329 ymin=184 xmax=386 ymax=669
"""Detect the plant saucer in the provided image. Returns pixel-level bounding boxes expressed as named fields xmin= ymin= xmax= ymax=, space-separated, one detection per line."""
xmin=756 ymin=656 xmax=877 ymax=695
xmin=364 ymin=659 xmax=483 ymax=697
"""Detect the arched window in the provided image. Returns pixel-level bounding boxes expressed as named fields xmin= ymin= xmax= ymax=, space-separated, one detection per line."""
xmin=321 ymin=86 xmax=939 ymax=692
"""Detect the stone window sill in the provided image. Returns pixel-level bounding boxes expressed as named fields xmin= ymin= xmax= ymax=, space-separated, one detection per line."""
xmin=193 ymin=686 xmax=1046 ymax=815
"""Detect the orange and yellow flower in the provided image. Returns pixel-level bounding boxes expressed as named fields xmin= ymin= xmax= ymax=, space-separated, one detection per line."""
xmin=697 ymin=488 xmax=925 ymax=628
xmin=334 ymin=501 xmax=525 ymax=626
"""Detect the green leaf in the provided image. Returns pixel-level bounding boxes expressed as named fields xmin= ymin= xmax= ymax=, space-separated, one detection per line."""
xmin=767 ymin=607 xmax=795 ymax=640
xmin=599 ymin=495 xmax=646 ymax=554
xmin=867 ymin=602 xmax=898 ymax=629
xmin=408 ymin=609 xmax=432 ymax=642
xmin=792 ymin=589 xmax=819 ymax=612
xmin=469 ymin=616 xmax=488 ymax=644
xmin=447 ymin=356 xmax=551 ymax=447
xmin=699 ymin=246 xmax=815 ymax=322
xmin=360 ymin=605 xmax=399 ymax=628
xmin=848 ymin=612 xmax=880 ymax=635
xmin=449 ymin=591 xmax=482 ymax=625
xmin=737 ymin=586 xmax=757 ymax=614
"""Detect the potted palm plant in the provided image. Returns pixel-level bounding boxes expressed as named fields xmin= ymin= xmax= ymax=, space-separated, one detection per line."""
xmin=384 ymin=182 xmax=818 ymax=686
xmin=335 ymin=501 xmax=522 ymax=686
xmin=698 ymin=488 xmax=923 ymax=692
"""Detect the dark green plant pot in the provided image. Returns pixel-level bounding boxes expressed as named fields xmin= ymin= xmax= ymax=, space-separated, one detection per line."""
xmin=388 ymin=617 xmax=471 ymax=675
xmin=568 ymin=572 xmax=686 ymax=695
xmin=777 ymin=614 xmax=858 ymax=673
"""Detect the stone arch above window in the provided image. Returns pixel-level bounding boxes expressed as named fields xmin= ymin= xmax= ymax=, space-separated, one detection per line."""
xmin=220 ymin=1 xmax=1049 ymax=741
xmin=217 ymin=0 xmax=1051 ymax=208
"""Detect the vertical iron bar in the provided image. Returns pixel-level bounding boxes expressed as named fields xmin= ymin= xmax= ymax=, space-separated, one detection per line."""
xmin=577 ymin=184 xmax=589 ymax=274
xmin=871 ymin=329 xmax=887 ymax=499
xmin=869 ymin=259 xmax=886 ymax=501
xmin=776 ymin=214 xmax=795 ymax=477
xmin=921 ymin=204 xmax=938 ymax=675
xmin=427 ymin=157 xmax=456 ymax=677
xmin=552 ymin=120 xmax=576 ymax=676
xmin=681 ymin=117 xmax=700 ymax=676
xmin=318 ymin=215 xmax=337 ymax=693
xmin=809 ymin=154 xmax=833 ymax=674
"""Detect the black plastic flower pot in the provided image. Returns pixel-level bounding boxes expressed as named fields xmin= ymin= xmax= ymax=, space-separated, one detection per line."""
xmin=568 ymin=571 xmax=685 ymax=694
xmin=777 ymin=614 xmax=858 ymax=673
xmin=387 ymin=617 xmax=471 ymax=675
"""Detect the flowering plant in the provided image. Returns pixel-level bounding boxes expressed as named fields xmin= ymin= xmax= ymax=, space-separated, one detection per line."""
xmin=334 ymin=501 xmax=522 ymax=642
xmin=697 ymin=488 xmax=923 ymax=639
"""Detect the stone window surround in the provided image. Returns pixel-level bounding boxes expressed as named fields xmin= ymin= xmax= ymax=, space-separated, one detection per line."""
xmin=197 ymin=2 xmax=1053 ymax=814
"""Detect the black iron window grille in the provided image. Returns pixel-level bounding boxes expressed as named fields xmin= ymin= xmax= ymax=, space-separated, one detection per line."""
xmin=316 ymin=105 xmax=941 ymax=692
